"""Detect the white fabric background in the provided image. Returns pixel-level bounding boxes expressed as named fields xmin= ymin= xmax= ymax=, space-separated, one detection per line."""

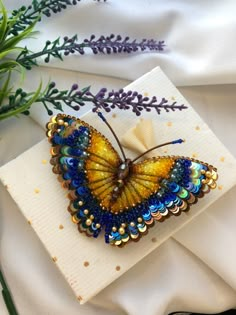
xmin=0 ymin=1 xmax=236 ymax=314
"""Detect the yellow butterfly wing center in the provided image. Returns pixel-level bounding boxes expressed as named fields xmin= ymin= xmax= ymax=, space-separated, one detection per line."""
xmin=85 ymin=129 xmax=122 ymax=209
xmin=115 ymin=157 xmax=175 ymax=212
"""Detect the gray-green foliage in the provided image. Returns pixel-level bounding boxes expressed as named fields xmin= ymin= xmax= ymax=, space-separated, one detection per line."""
xmin=0 ymin=0 xmax=41 ymax=120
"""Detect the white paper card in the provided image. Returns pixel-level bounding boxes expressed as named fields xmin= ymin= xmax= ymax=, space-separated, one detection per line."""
xmin=1 ymin=67 xmax=236 ymax=303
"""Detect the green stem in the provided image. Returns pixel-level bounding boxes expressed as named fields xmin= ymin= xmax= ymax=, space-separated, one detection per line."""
xmin=0 ymin=268 xmax=19 ymax=315
xmin=17 ymin=43 xmax=87 ymax=66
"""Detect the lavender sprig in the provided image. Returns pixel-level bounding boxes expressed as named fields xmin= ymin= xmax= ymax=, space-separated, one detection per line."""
xmin=17 ymin=34 xmax=165 ymax=69
xmin=9 ymin=0 xmax=81 ymax=36
xmin=0 ymin=82 xmax=187 ymax=120
xmin=84 ymin=87 xmax=186 ymax=115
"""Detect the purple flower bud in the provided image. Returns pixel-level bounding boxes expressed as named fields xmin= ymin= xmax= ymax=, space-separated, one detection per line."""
xmin=72 ymin=84 xmax=79 ymax=90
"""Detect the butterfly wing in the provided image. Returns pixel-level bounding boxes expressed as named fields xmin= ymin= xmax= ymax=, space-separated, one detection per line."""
xmin=130 ymin=156 xmax=217 ymax=219
xmin=47 ymin=114 xmax=122 ymax=237
xmin=106 ymin=156 xmax=217 ymax=246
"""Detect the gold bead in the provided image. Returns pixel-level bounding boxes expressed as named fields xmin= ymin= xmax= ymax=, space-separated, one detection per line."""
xmin=121 ymin=223 xmax=126 ymax=228
xmin=137 ymin=217 xmax=143 ymax=223
xmin=206 ymin=171 xmax=212 ymax=178
xmin=90 ymin=215 xmax=94 ymax=220
xmin=58 ymin=119 xmax=64 ymax=125
xmin=84 ymin=209 xmax=89 ymax=215
xmin=96 ymin=223 xmax=101 ymax=229
xmin=210 ymin=182 xmax=217 ymax=189
xmin=130 ymin=222 xmax=135 ymax=227
xmin=78 ymin=201 xmax=83 ymax=206
xmin=202 ymin=179 xmax=207 ymax=184
xmin=201 ymin=170 xmax=206 ymax=174
xmin=112 ymin=226 xmax=117 ymax=232
xmin=86 ymin=219 xmax=92 ymax=226
xmin=64 ymin=122 xmax=69 ymax=127
xmin=119 ymin=227 xmax=125 ymax=235
xmin=72 ymin=215 xmax=79 ymax=224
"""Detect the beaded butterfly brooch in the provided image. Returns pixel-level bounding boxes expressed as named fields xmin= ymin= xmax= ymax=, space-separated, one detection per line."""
xmin=46 ymin=113 xmax=218 ymax=247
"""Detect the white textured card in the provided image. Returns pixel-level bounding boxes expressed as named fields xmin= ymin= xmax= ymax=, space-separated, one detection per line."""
xmin=1 ymin=67 xmax=236 ymax=304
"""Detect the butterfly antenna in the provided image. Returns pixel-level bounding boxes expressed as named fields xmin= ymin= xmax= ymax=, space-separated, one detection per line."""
xmin=132 ymin=139 xmax=185 ymax=163
xmin=96 ymin=111 xmax=127 ymax=160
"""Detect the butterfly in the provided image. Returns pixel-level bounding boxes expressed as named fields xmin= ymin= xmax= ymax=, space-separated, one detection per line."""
xmin=46 ymin=113 xmax=218 ymax=247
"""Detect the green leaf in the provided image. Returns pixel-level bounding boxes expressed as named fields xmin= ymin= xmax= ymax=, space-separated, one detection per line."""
xmin=32 ymin=0 xmax=39 ymax=10
xmin=0 ymin=16 xmax=39 ymax=51
xmin=0 ymin=60 xmax=21 ymax=73
xmin=81 ymin=86 xmax=91 ymax=94
xmin=0 ymin=81 xmax=42 ymax=120
xmin=0 ymin=71 xmax=11 ymax=105
xmin=52 ymin=37 xmax=60 ymax=49
xmin=0 ymin=47 xmax=23 ymax=60
xmin=0 ymin=0 xmax=8 ymax=43
xmin=4 ymin=9 xmax=24 ymax=38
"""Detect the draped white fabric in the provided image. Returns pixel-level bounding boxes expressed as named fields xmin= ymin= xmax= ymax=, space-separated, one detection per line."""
xmin=1 ymin=1 xmax=236 ymax=314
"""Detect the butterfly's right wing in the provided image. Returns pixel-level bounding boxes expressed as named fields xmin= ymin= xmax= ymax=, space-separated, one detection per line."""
xmin=107 ymin=156 xmax=217 ymax=246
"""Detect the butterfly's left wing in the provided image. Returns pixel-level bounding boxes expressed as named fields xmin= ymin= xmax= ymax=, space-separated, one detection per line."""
xmin=47 ymin=113 xmax=123 ymax=239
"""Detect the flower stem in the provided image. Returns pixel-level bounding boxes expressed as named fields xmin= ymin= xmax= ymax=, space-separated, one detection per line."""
xmin=0 ymin=83 xmax=187 ymax=121
xmin=16 ymin=35 xmax=165 ymax=69
xmin=9 ymin=0 xmax=81 ymax=35
xmin=0 ymin=268 xmax=19 ymax=315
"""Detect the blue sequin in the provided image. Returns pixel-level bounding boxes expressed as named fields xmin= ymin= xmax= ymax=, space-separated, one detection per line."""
xmin=76 ymin=186 xmax=89 ymax=196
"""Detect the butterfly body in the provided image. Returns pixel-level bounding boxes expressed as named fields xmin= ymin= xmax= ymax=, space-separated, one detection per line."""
xmin=46 ymin=114 xmax=218 ymax=247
